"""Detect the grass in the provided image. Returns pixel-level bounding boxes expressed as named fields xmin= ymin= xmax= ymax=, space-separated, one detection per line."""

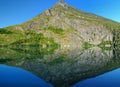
xmin=0 ymin=28 xmax=59 ymax=47
xmin=10 ymin=33 xmax=59 ymax=47
xmin=0 ymin=28 xmax=13 ymax=34
xmin=44 ymin=26 xmax=64 ymax=35
xmin=82 ymin=42 xmax=94 ymax=49
xmin=98 ymin=41 xmax=113 ymax=50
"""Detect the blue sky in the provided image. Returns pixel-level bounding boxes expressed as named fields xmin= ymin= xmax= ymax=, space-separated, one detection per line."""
xmin=0 ymin=0 xmax=120 ymax=28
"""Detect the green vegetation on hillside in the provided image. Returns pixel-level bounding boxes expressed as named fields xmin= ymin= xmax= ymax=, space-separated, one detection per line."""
xmin=0 ymin=28 xmax=13 ymax=34
xmin=44 ymin=26 xmax=64 ymax=35
xmin=0 ymin=28 xmax=59 ymax=47
xmin=11 ymin=33 xmax=58 ymax=47
xmin=82 ymin=42 xmax=94 ymax=49
xmin=0 ymin=2 xmax=120 ymax=48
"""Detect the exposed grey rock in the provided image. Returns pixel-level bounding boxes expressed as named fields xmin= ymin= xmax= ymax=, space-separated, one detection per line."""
xmin=8 ymin=1 xmax=119 ymax=46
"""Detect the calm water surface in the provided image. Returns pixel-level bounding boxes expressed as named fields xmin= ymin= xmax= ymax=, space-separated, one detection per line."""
xmin=0 ymin=46 xmax=120 ymax=87
xmin=0 ymin=64 xmax=52 ymax=87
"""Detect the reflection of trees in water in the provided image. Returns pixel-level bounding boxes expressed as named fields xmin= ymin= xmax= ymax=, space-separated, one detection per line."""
xmin=0 ymin=46 xmax=57 ymax=62
xmin=0 ymin=46 xmax=120 ymax=87
xmin=112 ymin=29 xmax=120 ymax=59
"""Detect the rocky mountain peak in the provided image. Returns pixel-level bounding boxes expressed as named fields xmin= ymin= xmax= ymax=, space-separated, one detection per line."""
xmin=4 ymin=0 xmax=119 ymax=47
xmin=53 ymin=0 xmax=69 ymax=10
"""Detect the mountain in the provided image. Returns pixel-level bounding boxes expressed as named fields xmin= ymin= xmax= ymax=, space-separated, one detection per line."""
xmin=0 ymin=1 xmax=120 ymax=48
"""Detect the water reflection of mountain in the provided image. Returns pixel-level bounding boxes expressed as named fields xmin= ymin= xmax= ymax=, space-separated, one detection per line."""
xmin=0 ymin=46 xmax=120 ymax=87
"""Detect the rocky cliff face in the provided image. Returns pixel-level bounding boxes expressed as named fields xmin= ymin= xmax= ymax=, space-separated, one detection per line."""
xmin=5 ymin=1 xmax=120 ymax=47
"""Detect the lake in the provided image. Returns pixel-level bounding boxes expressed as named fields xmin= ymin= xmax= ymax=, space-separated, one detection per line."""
xmin=0 ymin=46 xmax=120 ymax=87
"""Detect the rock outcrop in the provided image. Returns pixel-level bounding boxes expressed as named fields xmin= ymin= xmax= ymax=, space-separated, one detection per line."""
xmin=4 ymin=1 xmax=120 ymax=47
